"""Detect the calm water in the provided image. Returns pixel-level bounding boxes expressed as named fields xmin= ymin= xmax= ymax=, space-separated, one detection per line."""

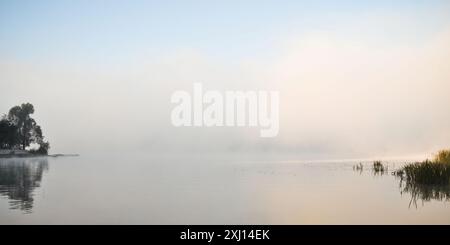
xmin=0 ymin=154 xmax=449 ymax=224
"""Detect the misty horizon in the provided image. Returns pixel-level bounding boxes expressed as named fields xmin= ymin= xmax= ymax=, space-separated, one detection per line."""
xmin=1 ymin=0 xmax=450 ymax=229
xmin=1 ymin=1 xmax=450 ymax=159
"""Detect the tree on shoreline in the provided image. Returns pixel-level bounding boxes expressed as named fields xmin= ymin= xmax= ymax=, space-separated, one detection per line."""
xmin=0 ymin=103 xmax=50 ymax=154
xmin=0 ymin=118 xmax=19 ymax=149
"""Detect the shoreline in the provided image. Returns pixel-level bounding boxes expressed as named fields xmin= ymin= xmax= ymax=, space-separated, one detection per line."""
xmin=0 ymin=153 xmax=79 ymax=159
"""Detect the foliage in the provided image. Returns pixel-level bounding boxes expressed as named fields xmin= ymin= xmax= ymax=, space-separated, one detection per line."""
xmin=434 ymin=150 xmax=450 ymax=164
xmin=395 ymin=149 xmax=450 ymax=185
xmin=400 ymin=160 xmax=450 ymax=185
xmin=0 ymin=117 xmax=19 ymax=149
xmin=0 ymin=103 xmax=50 ymax=154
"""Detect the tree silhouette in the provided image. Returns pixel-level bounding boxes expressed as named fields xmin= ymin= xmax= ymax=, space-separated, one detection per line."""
xmin=0 ymin=117 xmax=19 ymax=149
xmin=0 ymin=103 xmax=50 ymax=153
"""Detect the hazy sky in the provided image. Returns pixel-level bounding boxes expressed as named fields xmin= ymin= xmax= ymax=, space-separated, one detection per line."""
xmin=1 ymin=0 xmax=450 ymax=158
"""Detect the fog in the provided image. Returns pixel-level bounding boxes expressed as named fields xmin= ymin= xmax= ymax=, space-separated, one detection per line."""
xmin=1 ymin=9 xmax=450 ymax=160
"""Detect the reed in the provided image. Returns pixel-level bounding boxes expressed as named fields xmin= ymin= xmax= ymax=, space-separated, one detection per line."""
xmin=396 ymin=150 xmax=450 ymax=185
xmin=372 ymin=161 xmax=388 ymax=174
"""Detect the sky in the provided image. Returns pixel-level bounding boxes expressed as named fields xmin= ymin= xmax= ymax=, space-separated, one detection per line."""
xmin=1 ymin=0 xmax=450 ymax=159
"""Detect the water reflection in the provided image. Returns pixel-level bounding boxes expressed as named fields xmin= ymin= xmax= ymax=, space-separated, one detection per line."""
xmin=352 ymin=162 xmax=450 ymax=208
xmin=0 ymin=158 xmax=48 ymax=213
xmin=397 ymin=176 xmax=450 ymax=208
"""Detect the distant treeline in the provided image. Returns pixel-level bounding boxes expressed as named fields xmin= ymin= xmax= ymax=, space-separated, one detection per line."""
xmin=0 ymin=103 xmax=50 ymax=154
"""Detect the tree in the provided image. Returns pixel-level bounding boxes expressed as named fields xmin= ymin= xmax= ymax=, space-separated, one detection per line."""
xmin=0 ymin=103 xmax=49 ymax=154
xmin=30 ymin=125 xmax=50 ymax=154
xmin=8 ymin=103 xmax=35 ymax=150
xmin=32 ymin=141 xmax=50 ymax=155
xmin=7 ymin=103 xmax=47 ymax=151
xmin=0 ymin=117 xmax=19 ymax=149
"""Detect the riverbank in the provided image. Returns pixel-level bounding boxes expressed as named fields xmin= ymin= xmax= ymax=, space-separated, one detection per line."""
xmin=0 ymin=150 xmax=79 ymax=158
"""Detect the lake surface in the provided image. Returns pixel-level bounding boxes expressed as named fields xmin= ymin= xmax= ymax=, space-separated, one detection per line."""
xmin=0 ymin=154 xmax=449 ymax=224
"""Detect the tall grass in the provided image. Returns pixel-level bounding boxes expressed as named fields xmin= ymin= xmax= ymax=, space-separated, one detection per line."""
xmin=394 ymin=150 xmax=450 ymax=206
xmin=353 ymin=162 xmax=363 ymax=174
xmin=396 ymin=150 xmax=450 ymax=185
xmin=372 ymin=161 xmax=388 ymax=175
xmin=434 ymin=150 xmax=450 ymax=164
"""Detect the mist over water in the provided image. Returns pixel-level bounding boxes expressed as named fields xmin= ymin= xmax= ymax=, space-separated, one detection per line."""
xmin=1 ymin=47 xmax=450 ymax=159
xmin=1 ymin=1 xmax=450 ymax=225
xmin=1 ymin=4 xmax=450 ymax=158
xmin=0 ymin=155 xmax=449 ymax=225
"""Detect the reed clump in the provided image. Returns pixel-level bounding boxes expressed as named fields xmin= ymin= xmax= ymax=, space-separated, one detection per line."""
xmin=434 ymin=149 xmax=450 ymax=164
xmin=353 ymin=162 xmax=363 ymax=171
xmin=372 ymin=161 xmax=388 ymax=174
xmin=396 ymin=150 xmax=450 ymax=185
